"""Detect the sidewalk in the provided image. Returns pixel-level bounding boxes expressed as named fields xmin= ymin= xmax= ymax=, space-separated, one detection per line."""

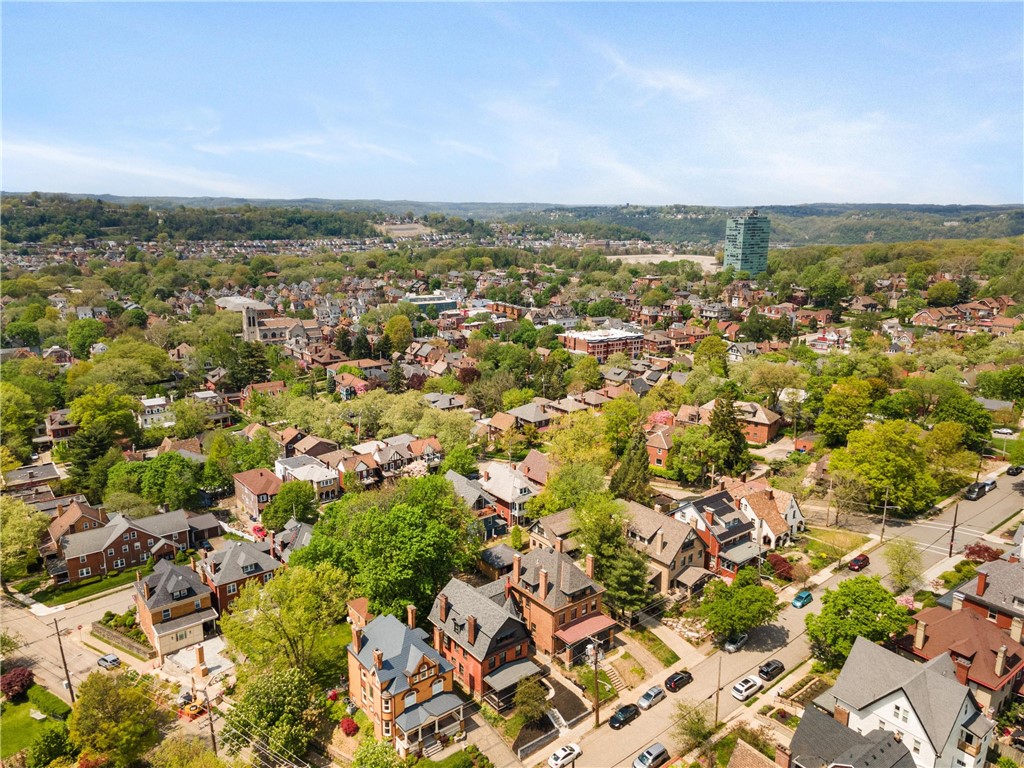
xmin=642 ymin=621 xmax=707 ymax=671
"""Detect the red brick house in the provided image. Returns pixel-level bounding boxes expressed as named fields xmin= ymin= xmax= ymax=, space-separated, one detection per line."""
xmin=233 ymin=468 xmax=282 ymax=521
xmin=38 ymin=499 xmax=108 ymax=559
xmin=951 ymin=557 xmax=1024 ymax=631
xmin=134 ymin=559 xmax=217 ymax=661
xmin=57 ymin=512 xmax=191 ymax=584
xmin=429 ymin=577 xmax=535 ymax=710
xmin=672 ymin=490 xmax=760 ymax=579
xmin=199 ymin=539 xmax=282 ymax=612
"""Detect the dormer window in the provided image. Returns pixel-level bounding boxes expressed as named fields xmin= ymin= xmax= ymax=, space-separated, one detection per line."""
xmin=172 ymin=589 xmax=188 ymax=600
xmin=242 ymin=563 xmax=258 ymax=575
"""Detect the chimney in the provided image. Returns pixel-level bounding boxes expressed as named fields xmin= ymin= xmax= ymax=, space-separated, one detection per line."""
xmin=740 ymin=472 xmax=747 ymax=483
xmin=767 ymin=488 xmax=774 ymax=500
xmin=194 ymin=645 xmax=208 ymax=678
xmin=717 ymin=479 xmax=725 ymax=491
xmin=467 ymin=615 xmax=477 ymax=645
xmin=482 ymin=469 xmax=490 ymax=482
xmin=1008 ymin=553 xmax=1020 ymax=564
xmin=190 ymin=557 xmax=197 ymax=573
xmin=353 ymin=627 xmax=363 ymax=653
xmin=734 ymin=497 xmax=741 ymax=510
xmin=512 ymin=553 xmax=521 ymax=583
xmin=373 ymin=648 xmax=383 ymax=669
xmin=554 ymin=537 xmax=563 ymax=553
xmin=977 ymin=571 xmax=987 ymax=596
xmin=655 ymin=529 xmax=665 ymax=554
xmin=704 ymin=509 xmax=715 ymax=526
xmin=586 ymin=553 xmax=595 ymax=579
xmin=834 ymin=705 xmax=850 ymax=727
xmin=914 ymin=620 xmax=927 ymax=650
xmin=774 ymin=743 xmax=791 ymax=768
xmin=56 ymin=504 xmax=64 ymax=517
xmin=539 ymin=568 xmax=549 ymax=599
xmin=995 ymin=645 xmax=1008 ymax=677
xmin=406 ymin=604 xmax=417 ymax=630
xmin=439 ymin=593 xmax=450 ymax=622
xmin=952 ymin=592 xmax=964 ymax=612
xmin=1011 ymin=616 xmax=1023 ymax=644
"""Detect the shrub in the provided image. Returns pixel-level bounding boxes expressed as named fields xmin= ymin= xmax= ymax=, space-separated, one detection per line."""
xmin=339 ymin=717 xmax=359 ymax=737
xmin=1 ymin=666 xmax=35 ymax=698
xmin=963 ymin=543 xmax=1003 ymax=563
xmin=27 ymin=684 xmax=72 ymax=719
xmin=767 ymin=553 xmax=793 ymax=580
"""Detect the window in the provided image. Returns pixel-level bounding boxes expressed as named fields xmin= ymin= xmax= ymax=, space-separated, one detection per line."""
xmin=432 ymin=679 xmax=445 ymax=695
xmin=78 ymin=555 xmax=88 ymax=563
xmin=912 ymin=740 xmax=921 ymax=755
xmin=263 ymin=573 xmax=272 ymax=583
xmin=134 ymin=542 xmax=141 ymax=551
xmin=146 ymin=539 xmax=154 ymax=547
xmin=194 ymin=600 xmax=202 ymax=610
xmin=113 ymin=559 xmax=125 ymax=569
xmin=656 ymin=459 xmax=663 ymax=466
xmin=122 ymin=545 xmax=129 ymax=553
xmin=162 ymin=609 xmax=172 ymax=620
xmin=987 ymin=608 xmax=997 ymax=621
xmin=130 ymin=531 xmax=137 ymax=539
xmin=383 ymin=721 xmax=391 ymax=737
xmin=489 ymin=657 xmax=497 ymax=669
xmin=227 ymin=583 xmax=238 ymax=595
xmin=107 ymin=548 xmax=115 ymax=557
xmin=175 ymin=631 xmax=189 ymax=642
xmin=382 ymin=697 xmax=391 ymax=713
xmin=78 ymin=568 xmax=91 ymax=577
xmin=404 ymin=691 xmax=417 ymax=708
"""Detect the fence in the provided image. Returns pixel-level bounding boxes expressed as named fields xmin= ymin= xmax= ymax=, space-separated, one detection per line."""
xmin=91 ymin=622 xmax=156 ymax=659
xmin=515 ymin=715 xmax=560 ymax=760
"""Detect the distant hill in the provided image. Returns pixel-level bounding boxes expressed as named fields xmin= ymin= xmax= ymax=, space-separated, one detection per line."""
xmin=2 ymin=193 xmax=1021 ymax=245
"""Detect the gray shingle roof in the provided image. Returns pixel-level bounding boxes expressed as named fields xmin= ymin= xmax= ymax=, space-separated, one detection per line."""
xmin=791 ymin=706 xmax=915 ymax=768
xmin=623 ymin=501 xmax=695 ymax=566
xmin=959 ymin=558 xmax=1024 ymax=619
xmin=136 ymin=559 xmax=212 ymax=610
xmin=428 ymin=577 xmax=527 ymax=662
xmin=350 ymin=614 xmax=451 ymax=696
xmin=202 ymin=540 xmax=281 ymax=587
xmin=515 ymin=547 xmax=601 ymax=610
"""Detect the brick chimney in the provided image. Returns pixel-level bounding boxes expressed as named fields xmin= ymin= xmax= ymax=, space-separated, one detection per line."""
xmin=586 ymin=554 xmax=595 ymax=579
xmin=373 ymin=648 xmax=383 ymax=669
xmin=704 ymin=509 xmax=715 ymax=526
xmin=1011 ymin=616 xmax=1022 ymax=644
xmin=767 ymin=488 xmax=774 ymax=500
xmin=194 ymin=645 xmax=209 ymax=678
xmin=977 ymin=571 xmax=987 ymax=596
xmin=190 ymin=557 xmax=197 ymax=573
xmin=482 ymin=469 xmax=490 ymax=482
xmin=1009 ymin=553 xmax=1020 ymax=564
xmin=914 ymin=620 xmax=927 ymax=650
xmin=774 ymin=743 xmax=791 ymax=768
xmin=995 ymin=645 xmax=1008 ymax=677
xmin=512 ymin=553 xmax=521 ymax=583
xmin=467 ymin=615 xmax=477 ymax=645
xmin=406 ymin=604 xmax=417 ymax=630
xmin=834 ymin=704 xmax=850 ymax=726
xmin=655 ymin=529 xmax=665 ymax=554
xmin=439 ymin=593 xmax=450 ymax=622
xmin=353 ymin=627 xmax=363 ymax=653
xmin=554 ymin=537 xmax=563 ymax=553
xmin=539 ymin=568 xmax=549 ymax=599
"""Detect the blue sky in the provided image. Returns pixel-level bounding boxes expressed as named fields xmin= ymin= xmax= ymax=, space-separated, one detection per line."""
xmin=3 ymin=2 xmax=1022 ymax=205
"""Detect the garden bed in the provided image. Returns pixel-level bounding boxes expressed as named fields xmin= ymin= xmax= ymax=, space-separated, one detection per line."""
xmin=611 ymin=652 xmax=647 ymax=689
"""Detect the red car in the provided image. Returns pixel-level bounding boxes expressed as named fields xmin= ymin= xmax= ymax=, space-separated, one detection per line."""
xmin=848 ymin=554 xmax=870 ymax=571
xmin=252 ymin=524 xmax=267 ymax=539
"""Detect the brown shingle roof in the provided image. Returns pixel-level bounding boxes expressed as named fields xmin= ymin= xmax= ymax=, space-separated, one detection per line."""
xmin=233 ymin=468 xmax=282 ymax=497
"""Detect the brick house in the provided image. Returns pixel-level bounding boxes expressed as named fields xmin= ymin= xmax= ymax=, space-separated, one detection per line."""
xmin=199 ymin=539 xmax=282 ymax=613
xmin=505 ymin=549 xmax=616 ymax=665
xmin=557 ymin=329 xmax=644 ymax=363
xmin=947 ymin=557 xmax=1024 ymax=631
xmin=645 ymin=424 xmax=677 ymax=468
xmin=274 ymin=455 xmax=340 ymax=503
xmin=695 ymin=400 xmax=782 ymax=444
xmin=429 ymin=577 xmax=536 ymax=709
xmin=58 ymin=512 xmax=191 ymax=584
xmin=134 ymin=559 xmax=217 ymax=661
xmin=348 ymin=610 xmax=467 ymax=758
xmin=622 ymin=501 xmax=707 ymax=596
xmin=44 ymin=408 xmax=78 ymax=444
xmin=38 ymin=499 xmax=109 ymax=560
xmin=233 ymin=468 xmax=283 ymax=521
xmin=477 ymin=462 xmax=539 ymax=527
xmin=672 ymin=491 xmax=761 ymax=579
xmin=899 ymin=605 xmax=1024 ymax=718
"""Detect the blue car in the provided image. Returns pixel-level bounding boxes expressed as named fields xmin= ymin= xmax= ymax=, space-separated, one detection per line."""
xmin=792 ymin=589 xmax=813 ymax=608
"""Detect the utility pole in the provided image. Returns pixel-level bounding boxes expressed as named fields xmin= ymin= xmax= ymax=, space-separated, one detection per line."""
xmin=879 ymin=487 xmax=890 ymax=544
xmin=824 ymin=476 xmax=834 ymax=527
xmin=948 ymin=502 xmax=960 ymax=558
xmin=591 ymin=637 xmax=601 ymax=728
xmin=714 ymin=654 xmax=722 ymax=724
xmin=53 ymin=617 xmax=75 ymax=703
xmin=204 ymin=687 xmax=218 ymax=756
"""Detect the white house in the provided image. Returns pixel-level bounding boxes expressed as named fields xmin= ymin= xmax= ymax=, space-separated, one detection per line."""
xmin=815 ymin=637 xmax=994 ymax=768
xmin=138 ymin=396 xmax=175 ymax=430
xmin=735 ymin=486 xmax=805 ymax=549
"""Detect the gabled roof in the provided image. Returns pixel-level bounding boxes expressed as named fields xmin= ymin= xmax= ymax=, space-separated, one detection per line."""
xmin=136 ymin=559 xmax=213 ymax=611
xmin=622 ymin=501 xmax=696 ymax=565
xmin=349 ymin=614 xmax=450 ymax=695
xmin=514 ymin=547 xmax=601 ymax=610
xmin=233 ymin=467 xmax=282 ymax=496
xmin=824 ymin=637 xmax=991 ymax=755
xmin=958 ymin=558 xmax=1024 ymax=619
xmin=428 ymin=577 xmax=527 ymax=661
xmin=201 ymin=540 xmax=281 ymax=587
xmin=517 ymin=449 xmax=551 ymax=485
xmin=790 ymin=706 xmax=915 ymax=768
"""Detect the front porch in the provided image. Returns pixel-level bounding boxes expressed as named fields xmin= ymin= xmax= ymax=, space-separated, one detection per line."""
xmin=394 ymin=692 xmax=466 ymax=759
xmin=554 ymin=614 xmax=618 ymax=666
xmin=482 ymin=657 xmax=545 ymax=712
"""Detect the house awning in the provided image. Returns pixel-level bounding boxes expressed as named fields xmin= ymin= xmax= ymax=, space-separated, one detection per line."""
xmin=677 ymin=565 xmax=714 ymax=588
xmin=394 ymin=692 xmax=463 ymax=732
xmin=151 ymin=608 xmax=219 ymax=637
xmin=483 ymin=659 xmax=543 ymax=692
xmin=554 ymin=614 xmax=618 ymax=645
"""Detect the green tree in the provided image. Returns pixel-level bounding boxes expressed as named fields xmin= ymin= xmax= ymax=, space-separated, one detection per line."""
xmin=707 ymin=392 xmax=750 ymax=473
xmin=829 ymin=420 xmax=940 ymax=517
xmin=0 ymin=496 xmax=49 ymax=584
xmin=805 ymin=576 xmax=911 ymax=669
xmin=171 ymin=397 xmax=214 ymax=438
xmin=883 ymin=537 xmax=924 ymax=594
xmin=0 ymin=381 xmax=41 ymax=460
xmin=66 ymin=421 xmax=115 ymax=496
xmin=815 ymin=377 xmax=872 ymax=447
xmin=603 ymin=394 xmax=642 ymax=454
xmin=220 ymin=563 xmax=350 ymax=683
xmin=262 ymin=480 xmax=318 ymax=531
xmin=601 ymin=543 xmax=654 ymax=615
xmin=548 ymin=411 xmax=615 ymax=471
xmin=693 ymin=335 xmax=729 ymax=376
xmin=353 ymin=738 xmax=405 ymax=768
xmin=671 ymin=425 xmax=728 ymax=486
xmin=528 ymin=462 xmax=606 ymax=517
xmin=695 ymin=567 xmax=781 ymax=637
xmin=233 ymin=429 xmax=281 ymax=471
xmin=672 ymin=699 xmax=717 ymax=766
xmin=923 ymin=422 xmax=978 ymax=494
xmin=149 ymin=736 xmax=226 ymax=768
xmin=102 ymin=491 xmax=158 ymax=519
xmin=748 ymin=360 xmax=807 ymax=410
xmin=140 ymin=451 xmax=203 ymax=510
xmin=502 ymin=387 xmax=536 ymax=411
xmin=27 ymin=721 xmax=78 ymax=768
xmin=66 ymin=318 xmax=106 ymax=359
xmin=513 ymin=677 xmax=549 ymax=724
xmin=927 ymin=281 xmax=960 ymax=307
xmin=4 ymin=319 xmax=41 ymax=348
xmin=567 ymin=355 xmax=603 ymax=392
xmin=223 ymin=668 xmax=325 ymax=759
xmin=609 ymin=424 xmax=651 ymax=503
xmin=383 ymin=314 xmax=414 ymax=355
xmin=202 ymin=430 xmax=239 ymax=490
xmin=225 ymin=341 xmax=270 ymax=392
xmin=438 ymin=443 xmax=478 ymax=477
xmin=351 ymin=329 xmax=372 ymax=360
xmin=930 ymin=388 xmax=992 ymax=451
xmin=68 ymin=672 xmax=171 ymax=768
xmin=68 ymin=383 xmax=139 ymax=442
xmin=386 ymin=360 xmax=408 ymax=394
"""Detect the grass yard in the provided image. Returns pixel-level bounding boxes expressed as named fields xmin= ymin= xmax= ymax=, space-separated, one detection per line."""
xmin=34 ymin=565 xmax=149 ymax=606
xmin=625 ymin=626 xmax=680 ymax=667
xmin=0 ymin=697 xmax=49 ymax=758
xmin=575 ymin=666 xmax=618 ymax=705
xmin=713 ymin=726 xmax=776 ymax=768
xmin=805 ymin=527 xmax=870 ymax=554
xmin=611 ymin=652 xmax=646 ymax=688
xmin=316 ymin=622 xmax=354 ymax=687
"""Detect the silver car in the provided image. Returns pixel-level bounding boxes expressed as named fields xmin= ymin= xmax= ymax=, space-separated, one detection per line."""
xmin=637 ymin=685 xmax=666 ymax=710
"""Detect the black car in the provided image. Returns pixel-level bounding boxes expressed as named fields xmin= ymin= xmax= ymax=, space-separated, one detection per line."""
xmin=758 ymin=659 xmax=785 ymax=681
xmin=609 ymin=704 xmax=640 ymax=729
xmin=1008 ymin=465 xmax=1023 ymax=476
xmin=664 ymin=671 xmax=693 ymax=692
xmin=198 ymin=539 xmax=214 ymax=552
xmin=964 ymin=482 xmax=987 ymax=501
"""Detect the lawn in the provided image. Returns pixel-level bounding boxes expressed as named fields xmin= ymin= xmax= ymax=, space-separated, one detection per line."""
xmin=804 ymin=527 xmax=869 ymax=555
xmin=33 ymin=565 xmax=150 ymax=606
xmin=712 ymin=725 xmax=776 ymax=768
xmin=315 ymin=622 xmax=354 ymax=686
xmin=625 ymin=626 xmax=680 ymax=667
xmin=574 ymin=666 xmax=618 ymax=705
xmin=1 ymin=697 xmax=49 ymax=758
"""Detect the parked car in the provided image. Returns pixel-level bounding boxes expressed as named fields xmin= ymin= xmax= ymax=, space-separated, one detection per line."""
xmin=723 ymin=632 xmax=749 ymax=653
xmin=965 ymin=482 xmax=987 ymax=500
xmin=792 ymin=589 xmax=813 ymax=608
xmin=198 ymin=539 xmax=214 ymax=552
xmin=994 ymin=428 xmax=1014 ymax=436
xmin=637 ymin=686 xmax=666 ymax=711
xmin=731 ymin=676 xmax=763 ymax=702
xmin=1007 ymin=465 xmax=1023 ymax=476
xmin=758 ymin=659 xmax=785 ymax=682
xmin=664 ymin=671 xmax=693 ymax=692
xmin=97 ymin=654 xmax=121 ymax=669
xmin=982 ymin=478 xmax=998 ymax=492
xmin=1010 ymin=729 xmax=1024 ymax=750
xmin=847 ymin=554 xmax=870 ymax=571
xmin=252 ymin=524 xmax=267 ymax=539
xmin=548 ymin=743 xmax=582 ymax=768
xmin=176 ymin=690 xmax=194 ymax=707
xmin=609 ymin=703 xmax=641 ymax=729
xmin=633 ymin=743 xmax=670 ymax=768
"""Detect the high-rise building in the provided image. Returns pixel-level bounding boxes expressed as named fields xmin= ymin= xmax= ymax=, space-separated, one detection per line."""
xmin=723 ymin=209 xmax=770 ymax=275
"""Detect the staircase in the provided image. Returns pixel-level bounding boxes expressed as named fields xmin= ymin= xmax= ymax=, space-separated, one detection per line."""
xmin=547 ymin=708 xmax=568 ymax=732
xmin=422 ymin=738 xmax=443 ymax=758
xmin=600 ymin=661 xmax=627 ymax=693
